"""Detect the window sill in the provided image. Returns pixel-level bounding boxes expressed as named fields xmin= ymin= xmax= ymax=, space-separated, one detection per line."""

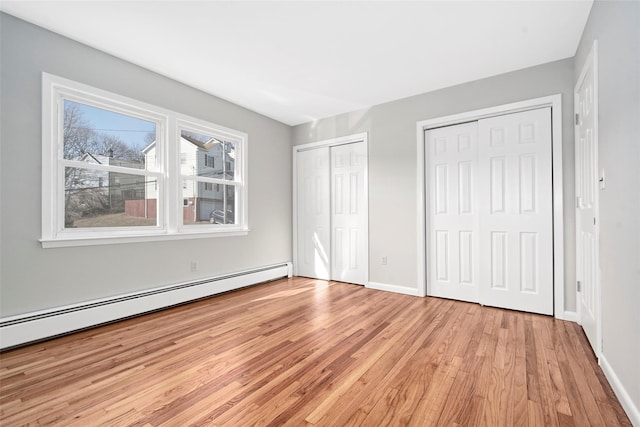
xmin=40 ymin=229 xmax=249 ymax=248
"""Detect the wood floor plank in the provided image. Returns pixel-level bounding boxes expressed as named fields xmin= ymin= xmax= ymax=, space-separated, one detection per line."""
xmin=530 ymin=316 xmax=561 ymax=426
xmin=496 ymin=322 xmax=517 ymax=427
xmin=479 ymin=326 xmax=507 ymax=426
xmin=0 ymin=277 xmax=632 ymax=426
xmin=538 ymin=318 xmax=573 ymax=418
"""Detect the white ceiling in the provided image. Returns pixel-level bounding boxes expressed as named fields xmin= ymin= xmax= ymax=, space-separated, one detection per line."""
xmin=2 ymin=1 xmax=593 ymax=126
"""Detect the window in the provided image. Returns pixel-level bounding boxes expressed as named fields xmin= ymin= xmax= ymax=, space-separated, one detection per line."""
xmin=42 ymin=73 xmax=248 ymax=247
xmin=178 ymin=126 xmax=240 ymax=227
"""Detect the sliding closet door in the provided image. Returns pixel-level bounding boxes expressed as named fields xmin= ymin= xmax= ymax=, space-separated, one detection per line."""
xmin=296 ymin=140 xmax=368 ymax=284
xmin=331 ymin=142 xmax=368 ymax=285
xmin=426 ymin=122 xmax=479 ymax=303
xmin=478 ymin=107 xmax=553 ymax=315
xmin=296 ymin=147 xmax=331 ymax=280
xmin=426 ymin=108 xmax=553 ymax=315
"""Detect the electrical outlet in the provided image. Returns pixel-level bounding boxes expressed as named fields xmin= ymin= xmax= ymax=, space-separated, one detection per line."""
xmin=381 ymin=256 xmax=388 ymax=265
xmin=190 ymin=261 xmax=198 ymax=272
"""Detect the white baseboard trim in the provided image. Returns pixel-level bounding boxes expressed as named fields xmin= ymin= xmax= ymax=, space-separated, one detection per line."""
xmin=561 ymin=310 xmax=579 ymax=322
xmin=600 ymin=354 xmax=640 ymax=426
xmin=286 ymin=262 xmax=293 ymax=278
xmin=366 ymin=281 xmax=424 ymax=297
xmin=0 ymin=262 xmax=292 ymax=350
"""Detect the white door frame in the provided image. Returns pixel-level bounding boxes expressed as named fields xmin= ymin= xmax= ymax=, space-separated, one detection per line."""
xmin=575 ymin=40 xmax=601 ymax=356
xmin=416 ymin=95 xmax=566 ymax=319
xmin=292 ymin=132 xmax=369 ymax=282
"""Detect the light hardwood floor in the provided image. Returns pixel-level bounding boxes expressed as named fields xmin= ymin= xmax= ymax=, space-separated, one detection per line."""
xmin=0 ymin=277 xmax=631 ymax=426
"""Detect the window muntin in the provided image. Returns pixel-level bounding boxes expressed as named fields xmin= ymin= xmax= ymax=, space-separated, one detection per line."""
xmin=42 ymin=73 xmax=248 ymax=246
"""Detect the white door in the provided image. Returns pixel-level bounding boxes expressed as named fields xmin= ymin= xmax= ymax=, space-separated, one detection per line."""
xmin=296 ymin=147 xmax=331 ymax=280
xmin=478 ymin=108 xmax=554 ymax=315
xmin=425 ymin=108 xmax=554 ymax=315
xmin=575 ymin=42 xmax=600 ymax=354
xmin=331 ymin=142 xmax=368 ymax=285
xmin=426 ymin=122 xmax=479 ymax=303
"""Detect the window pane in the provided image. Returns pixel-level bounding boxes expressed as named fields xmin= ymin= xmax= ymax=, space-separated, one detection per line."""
xmin=180 ymin=129 xmax=235 ymax=181
xmin=182 ymin=180 xmax=235 ymax=225
xmin=63 ymin=100 xmax=156 ymax=170
xmin=224 ymin=141 xmax=236 ymax=181
xmin=65 ymin=167 xmax=157 ymax=228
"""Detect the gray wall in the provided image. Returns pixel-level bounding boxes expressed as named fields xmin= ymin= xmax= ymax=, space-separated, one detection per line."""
xmin=0 ymin=13 xmax=292 ymax=316
xmin=293 ymin=58 xmax=577 ymax=310
xmin=574 ymin=0 xmax=640 ymax=416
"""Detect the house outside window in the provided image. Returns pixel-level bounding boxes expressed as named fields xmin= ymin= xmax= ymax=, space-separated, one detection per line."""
xmin=41 ymin=73 xmax=248 ymax=247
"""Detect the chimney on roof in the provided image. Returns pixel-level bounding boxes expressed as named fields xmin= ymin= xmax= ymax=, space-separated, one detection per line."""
xmin=107 ymin=148 xmax=114 ymax=158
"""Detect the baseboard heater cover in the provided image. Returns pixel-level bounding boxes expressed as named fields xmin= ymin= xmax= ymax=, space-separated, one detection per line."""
xmin=0 ymin=262 xmax=292 ymax=350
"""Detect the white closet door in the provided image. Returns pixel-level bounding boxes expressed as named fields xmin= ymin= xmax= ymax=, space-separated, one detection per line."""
xmin=331 ymin=142 xmax=368 ymax=285
xmin=478 ymin=108 xmax=553 ymax=315
xmin=296 ymin=147 xmax=330 ymax=280
xmin=426 ymin=122 xmax=479 ymax=303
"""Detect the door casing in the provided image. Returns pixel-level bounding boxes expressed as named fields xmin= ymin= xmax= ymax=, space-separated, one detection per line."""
xmin=416 ymin=95 xmax=566 ymax=319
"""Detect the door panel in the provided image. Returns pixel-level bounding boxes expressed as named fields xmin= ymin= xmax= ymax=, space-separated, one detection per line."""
xmin=426 ymin=122 xmax=479 ymax=303
xmin=331 ymin=142 xmax=367 ymax=285
xmin=296 ymin=147 xmax=330 ymax=280
xmin=478 ymin=107 xmax=553 ymax=315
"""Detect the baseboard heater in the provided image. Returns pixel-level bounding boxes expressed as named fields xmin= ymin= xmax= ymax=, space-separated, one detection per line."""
xmin=0 ymin=262 xmax=292 ymax=350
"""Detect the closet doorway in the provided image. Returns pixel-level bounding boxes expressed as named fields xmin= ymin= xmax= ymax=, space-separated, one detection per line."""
xmin=426 ymin=108 xmax=553 ymax=314
xmin=293 ymin=134 xmax=368 ymax=285
xmin=417 ymin=96 xmax=565 ymax=317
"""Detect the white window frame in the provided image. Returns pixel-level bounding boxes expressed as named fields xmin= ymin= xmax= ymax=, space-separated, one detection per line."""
xmin=41 ymin=73 xmax=248 ymax=248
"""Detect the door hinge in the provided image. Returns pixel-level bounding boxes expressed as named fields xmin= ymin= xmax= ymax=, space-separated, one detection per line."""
xmin=577 ymin=281 xmax=582 ymax=292
xmin=575 ymin=113 xmax=580 ymax=125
